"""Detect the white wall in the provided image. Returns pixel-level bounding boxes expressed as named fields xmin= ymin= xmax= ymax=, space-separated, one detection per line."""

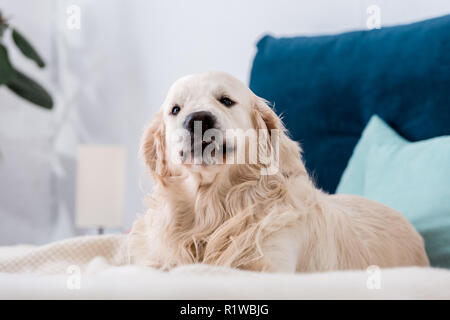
xmin=1 ymin=0 xmax=449 ymax=243
xmin=131 ymin=0 xmax=450 ymax=100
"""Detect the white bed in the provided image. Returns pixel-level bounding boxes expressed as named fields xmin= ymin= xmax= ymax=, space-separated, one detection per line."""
xmin=0 ymin=235 xmax=449 ymax=299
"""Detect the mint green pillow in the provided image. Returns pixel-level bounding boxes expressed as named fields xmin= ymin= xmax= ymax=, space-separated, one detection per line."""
xmin=336 ymin=115 xmax=450 ymax=268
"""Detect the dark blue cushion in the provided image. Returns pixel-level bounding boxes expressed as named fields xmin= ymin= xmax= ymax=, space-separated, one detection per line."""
xmin=249 ymin=15 xmax=450 ymax=193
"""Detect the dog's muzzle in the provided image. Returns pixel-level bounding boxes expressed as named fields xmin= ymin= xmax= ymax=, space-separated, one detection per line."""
xmin=180 ymin=111 xmax=231 ymax=164
xmin=183 ymin=111 xmax=218 ymax=153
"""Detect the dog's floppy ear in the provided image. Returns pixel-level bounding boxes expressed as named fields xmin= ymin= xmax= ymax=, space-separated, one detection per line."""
xmin=140 ymin=111 xmax=169 ymax=178
xmin=252 ymin=96 xmax=306 ymax=177
xmin=252 ymin=97 xmax=282 ymax=132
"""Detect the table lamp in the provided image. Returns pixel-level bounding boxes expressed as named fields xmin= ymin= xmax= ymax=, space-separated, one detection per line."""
xmin=75 ymin=145 xmax=126 ymax=234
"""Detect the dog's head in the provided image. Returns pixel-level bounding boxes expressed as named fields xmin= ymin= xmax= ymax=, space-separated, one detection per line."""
xmin=141 ymin=71 xmax=305 ymax=183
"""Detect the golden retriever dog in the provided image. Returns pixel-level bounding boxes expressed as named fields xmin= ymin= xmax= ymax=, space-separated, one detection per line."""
xmin=128 ymin=71 xmax=429 ymax=272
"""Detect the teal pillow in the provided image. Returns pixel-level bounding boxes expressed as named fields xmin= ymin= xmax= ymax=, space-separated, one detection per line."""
xmin=336 ymin=115 xmax=450 ymax=268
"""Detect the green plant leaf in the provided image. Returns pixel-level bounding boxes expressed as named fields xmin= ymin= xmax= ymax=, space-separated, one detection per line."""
xmin=12 ymin=28 xmax=45 ymax=68
xmin=0 ymin=23 xmax=7 ymax=37
xmin=6 ymin=69 xmax=53 ymax=109
xmin=0 ymin=43 xmax=14 ymax=84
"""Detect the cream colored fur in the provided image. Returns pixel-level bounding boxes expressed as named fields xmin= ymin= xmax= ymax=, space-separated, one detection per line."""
xmin=128 ymin=71 xmax=429 ymax=273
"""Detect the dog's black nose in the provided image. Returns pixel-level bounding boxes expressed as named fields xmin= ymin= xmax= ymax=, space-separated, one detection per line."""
xmin=183 ymin=111 xmax=216 ymax=134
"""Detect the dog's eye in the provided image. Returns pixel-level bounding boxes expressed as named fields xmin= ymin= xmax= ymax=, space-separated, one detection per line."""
xmin=219 ymin=97 xmax=235 ymax=107
xmin=171 ymin=105 xmax=181 ymax=115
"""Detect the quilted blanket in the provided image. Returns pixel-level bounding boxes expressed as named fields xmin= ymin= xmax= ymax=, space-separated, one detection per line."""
xmin=0 ymin=235 xmax=449 ymax=299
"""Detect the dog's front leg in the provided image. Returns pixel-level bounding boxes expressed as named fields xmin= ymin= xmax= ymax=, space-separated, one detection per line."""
xmin=260 ymin=226 xmax=301 ymax=273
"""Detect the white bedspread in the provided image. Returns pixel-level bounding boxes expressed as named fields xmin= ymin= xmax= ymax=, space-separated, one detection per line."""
xmin=0 ymin=235 xmax=449 ymax=299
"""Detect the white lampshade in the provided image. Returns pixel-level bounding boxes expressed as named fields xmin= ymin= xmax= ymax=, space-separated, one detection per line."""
xmin=75 ymin=145 xmax=126 ymax=229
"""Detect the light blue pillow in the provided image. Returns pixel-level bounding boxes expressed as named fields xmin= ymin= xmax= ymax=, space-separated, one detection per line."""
xmin=336 ymin=115 xmax=450 ymax=268
xmin=337 ymin=116 xmax=405 ymax=195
